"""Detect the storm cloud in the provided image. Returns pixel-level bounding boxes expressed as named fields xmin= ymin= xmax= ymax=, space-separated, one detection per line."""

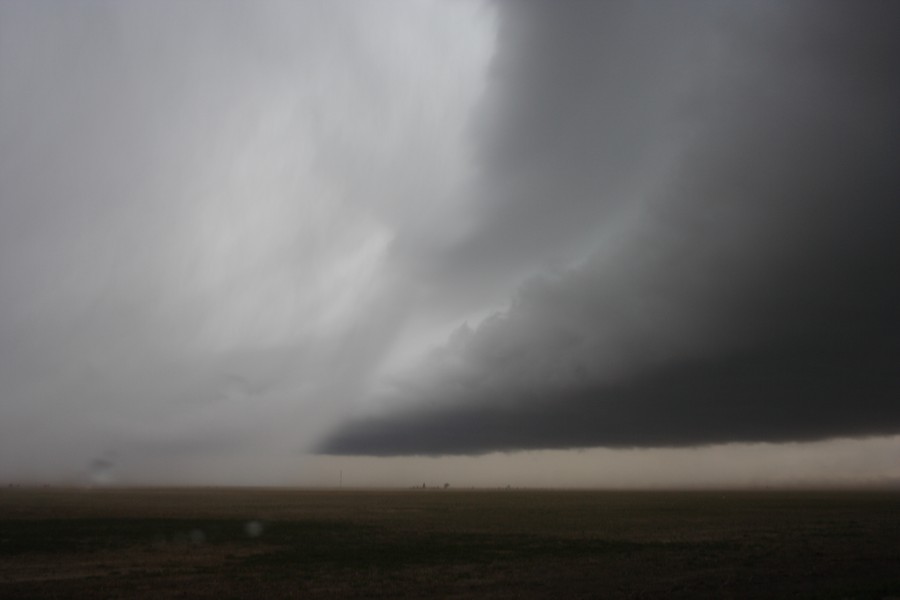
xmin=319 ymin=1 xmax=900 ymax=455
xmin=3 ymin=0 xmax=900 ymax=484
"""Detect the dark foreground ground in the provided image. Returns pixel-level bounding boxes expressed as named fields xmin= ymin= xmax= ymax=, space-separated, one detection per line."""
xmin=1 ymin=488 xmax=899 ymax=598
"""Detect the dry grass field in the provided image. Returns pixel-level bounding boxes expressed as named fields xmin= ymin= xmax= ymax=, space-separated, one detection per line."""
xmin=2 ymin=487 xmax=899 ymax=598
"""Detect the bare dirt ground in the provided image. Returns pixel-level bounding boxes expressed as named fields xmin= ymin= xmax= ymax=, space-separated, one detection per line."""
xmin=1 ymin=487 xmax=899 ymax=598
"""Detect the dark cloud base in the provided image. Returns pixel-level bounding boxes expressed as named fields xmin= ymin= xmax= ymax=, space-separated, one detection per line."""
xmin=318 ymin=335 xmax=900 ymax=455
xmin=319 ymin=1 xmax=900 ymax=457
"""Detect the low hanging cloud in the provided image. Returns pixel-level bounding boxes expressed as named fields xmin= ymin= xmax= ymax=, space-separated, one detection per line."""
xmin=319 ymin=1 xmax=900 ymax=455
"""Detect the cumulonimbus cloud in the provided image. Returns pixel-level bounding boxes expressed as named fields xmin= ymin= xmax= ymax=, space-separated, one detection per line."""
xmin=318 ymin=0 xmax=900 ymax=455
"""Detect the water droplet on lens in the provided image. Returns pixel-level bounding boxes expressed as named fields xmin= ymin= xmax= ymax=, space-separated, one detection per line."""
xmin=244 ymin=520 xmax=263 ymax=538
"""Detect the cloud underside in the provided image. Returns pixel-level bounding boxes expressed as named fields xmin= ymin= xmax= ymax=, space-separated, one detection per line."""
xmin=320 ymin=337 xmax=900 ymax=455
xmin=319 ymin=1 xmax=900 ymax=456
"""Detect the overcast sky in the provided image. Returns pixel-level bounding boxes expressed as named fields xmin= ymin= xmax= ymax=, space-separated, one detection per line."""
xmin=2 ymin=0 xmax=898 ymax=487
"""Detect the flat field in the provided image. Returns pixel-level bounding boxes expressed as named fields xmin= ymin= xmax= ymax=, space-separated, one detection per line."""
xmin=1 ymin=487 xmax=899 ymax=598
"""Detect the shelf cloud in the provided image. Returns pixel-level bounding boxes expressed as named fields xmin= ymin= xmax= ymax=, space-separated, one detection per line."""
xmin=319 ymin=1 xmax=900 ymax=455
xmin=2 ymin=1 xmax=899 ymax=483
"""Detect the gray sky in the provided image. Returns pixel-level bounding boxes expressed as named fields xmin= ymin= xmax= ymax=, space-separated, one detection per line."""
xmin=2 ymin=1 xmax=899 ymax=487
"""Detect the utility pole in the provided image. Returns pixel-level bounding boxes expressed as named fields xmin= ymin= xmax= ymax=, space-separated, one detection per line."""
xmin=340 ymin=470 xmax=342 ymax=489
